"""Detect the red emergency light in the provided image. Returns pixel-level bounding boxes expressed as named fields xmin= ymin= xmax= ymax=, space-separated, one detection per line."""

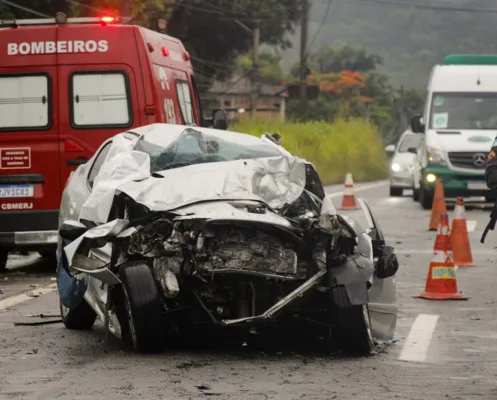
xmin=162 ymin=47 xmax=169 ymax=56
xmin=100 ymin=16 xmax=116 ymax=24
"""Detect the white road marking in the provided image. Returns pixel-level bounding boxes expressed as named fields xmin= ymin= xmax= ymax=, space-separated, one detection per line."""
xmin=327 ymin=181 xmax=388 ymax=198
xmin=0 ymin=283 xmax=57 ymax=311
xmin=399 ymin=313 xmax=439 ymax=362
xmin=466 ymin=220 xmax=477 ymax=232
xmin=396 ymin=249 xmax=497 ymax=255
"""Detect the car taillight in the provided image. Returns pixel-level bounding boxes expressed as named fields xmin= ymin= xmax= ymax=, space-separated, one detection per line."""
xmin=65 ymin=139 xmax=85 ymax=152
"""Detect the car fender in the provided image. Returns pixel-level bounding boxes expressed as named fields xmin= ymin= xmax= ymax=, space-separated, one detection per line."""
xmin=328 ymin=253 xmax=375 ymax=307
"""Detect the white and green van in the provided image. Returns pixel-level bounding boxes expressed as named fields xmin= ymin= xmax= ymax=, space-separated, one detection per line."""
xmin=411 ymin=54 xmax=497 ymax=209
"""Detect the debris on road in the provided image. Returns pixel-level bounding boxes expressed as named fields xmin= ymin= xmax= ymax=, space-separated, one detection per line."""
xmin=14 ymin=319 xmax=63 ymax=326
xmin=24 ymin=313 xmax=58 ymax=318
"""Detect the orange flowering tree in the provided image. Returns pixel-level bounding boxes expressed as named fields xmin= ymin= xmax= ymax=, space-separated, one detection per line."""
xmin=307 ymin=70 xmax=373 ymax=120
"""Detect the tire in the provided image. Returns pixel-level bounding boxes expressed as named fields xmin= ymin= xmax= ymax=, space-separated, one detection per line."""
xmin=60 ymin=298 xmax=97 ymax=330
xmin=0 ymin=251 xmax=7 ymax=272
xmin=117 ymin=261 xmax=166 ymax=353
xmin=419 ymin=182 xmax=433 ymax=210
xmin=412 ymin=188 xmax=420 ymax=202
xmin=389 ymin=187 xmax=403 ymax=197
xmin=485 ymin=196 xmax=496 ymax=203
xmin=39 ymin=251 xmax=57 ymax=260
xmin=334 ymin=304 xmax=374 ymax=356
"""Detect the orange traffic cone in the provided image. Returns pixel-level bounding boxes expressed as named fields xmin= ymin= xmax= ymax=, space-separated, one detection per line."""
xmin=414 ymin=212 xmax=469 ymax=300
xmin=340 ymin=172 xmax=359 ymax=210
xmin=450 ymin=197 xmax=476 ymax=267
xmin=429 ymin=178 xmax=447 ymax=231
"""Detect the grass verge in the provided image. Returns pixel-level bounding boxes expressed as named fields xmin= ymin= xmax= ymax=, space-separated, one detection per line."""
xmin=231 ymin=118 xmax=389 ymax=185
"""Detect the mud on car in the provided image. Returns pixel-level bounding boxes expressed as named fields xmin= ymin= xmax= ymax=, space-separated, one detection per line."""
xmin=56 ymin=123 xmax=400 ymax=356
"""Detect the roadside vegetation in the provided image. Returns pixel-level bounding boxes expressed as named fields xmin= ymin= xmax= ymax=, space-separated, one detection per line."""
xmin=232 ymin=118 xmax=389 ymax=185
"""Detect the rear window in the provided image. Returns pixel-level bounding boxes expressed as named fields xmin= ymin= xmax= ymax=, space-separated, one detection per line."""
xmin=0 ymin=74 xmax=50 ymax=131
xmin=70 ymin=71 xmax=132 ymax=129
xmin=176 ymin=80 xmax=194 ymax=124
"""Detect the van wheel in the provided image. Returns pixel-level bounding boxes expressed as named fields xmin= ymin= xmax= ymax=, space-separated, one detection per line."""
xmin=60 ymin=298 xmax=97 ymax=330
xmin=334 ymin=304 xmax=374 ymax=356
xmin=389 ymin=187 xmax=403 ymax=197
xmin=419 ymin=182 xmax=433 ymax=210
xmin=117 ymin=261 xmax=166 ymax=353
xmin=39 ymin=251 xmax=57 ymax=261
xmin=0 ymin=251 xmax=7 ymax=272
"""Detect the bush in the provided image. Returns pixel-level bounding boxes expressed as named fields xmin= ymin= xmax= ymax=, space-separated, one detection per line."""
xmin=231 ymin=118 xmax=389 ymax=185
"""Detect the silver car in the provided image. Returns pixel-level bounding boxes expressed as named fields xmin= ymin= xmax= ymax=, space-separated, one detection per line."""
xmin=56 ymin=123 xmax=400 ymax=355
xmin=385 ymin=131 xmax=424 ymax=197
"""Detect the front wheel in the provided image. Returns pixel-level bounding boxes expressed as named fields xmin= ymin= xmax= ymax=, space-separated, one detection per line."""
xmin=334 ymin=304 xmax=374 ymax=356
xmin=39 ymin=251 xmax=57 ymax=261
xmin=0 ymin=251 xmax=8 ymax=272
xmin=389 ymin=187 xmax=403 ymax=197
xmin=419 ymin=181 xmax=433 ymax=210
xmin=117 ymin=261 xmax=167 ymax=353
xmin=60 ymin=298 xmax=97 ymax=330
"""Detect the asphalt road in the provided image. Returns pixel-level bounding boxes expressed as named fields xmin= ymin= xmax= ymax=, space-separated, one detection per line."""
xmin=1 ymin=181 xmax=497 ymax=400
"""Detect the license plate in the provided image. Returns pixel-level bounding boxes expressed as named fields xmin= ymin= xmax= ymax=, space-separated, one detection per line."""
xmin=467 ymin=181 xmax=489 ymax=190
xmin=0 ymin=184 xmax=34 ymax=198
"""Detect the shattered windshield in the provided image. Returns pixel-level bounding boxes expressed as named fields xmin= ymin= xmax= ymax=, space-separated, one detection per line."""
xmin=133 ymin=128 xmax=282 ymax=173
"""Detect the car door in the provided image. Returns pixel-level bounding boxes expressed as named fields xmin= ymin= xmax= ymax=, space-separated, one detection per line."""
xmin=0 ymin=67 xmax=61 ymax=234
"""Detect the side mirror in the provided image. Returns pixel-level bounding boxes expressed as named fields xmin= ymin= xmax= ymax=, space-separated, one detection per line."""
xmin=407 ymin=147 xmax=418 ymax=155
xmin=411 ymin=115 xmax=425 ymax=133
xmin=59 ymin=220 xmax=88 ymax=242
xmin=384 ymin=144 xmax=396 ymax=154
xmin=212 ymin=109 xmax=228 ymax=130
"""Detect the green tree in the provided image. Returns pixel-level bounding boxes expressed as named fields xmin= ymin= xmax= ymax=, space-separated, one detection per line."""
xmin=166 ymin=0 xmax=301 ymax=88
xmin=71 ymin=0 xmax=175 ymax=28
xmin=234 ymin=51 xmax=285 ymax=85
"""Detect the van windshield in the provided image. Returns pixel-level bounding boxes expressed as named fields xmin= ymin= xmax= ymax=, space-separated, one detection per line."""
xmin=429 ymin=92 xmax=497 ymax=130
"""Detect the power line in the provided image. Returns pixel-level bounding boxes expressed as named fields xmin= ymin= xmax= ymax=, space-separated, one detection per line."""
xmin=319 ymin=0 xmax=497 ymax=13
xmin=174 ymin=2 xmax=275 ymax=22
xmin=306 ymin=0 xmax=331 ymax=59
xmin=214 ymin=69 xmax=253 ymax=96
xmin=0 ymin=0 xmax=50 ymax=17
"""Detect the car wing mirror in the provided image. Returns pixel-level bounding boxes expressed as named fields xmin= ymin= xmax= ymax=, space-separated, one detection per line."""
xmin=384 ymin=144 xmax=395 ymax=154
xmin=59 ymin=220 xmax=88 ymax=242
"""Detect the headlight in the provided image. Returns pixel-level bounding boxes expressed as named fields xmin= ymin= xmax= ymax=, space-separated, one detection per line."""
xmin=391 ymin=162 xmax=402 ymax=172
xmin=426 ymin=173 xmax=437 ymax=183
xmin=427 ymin=147 xmax=447 ymax=166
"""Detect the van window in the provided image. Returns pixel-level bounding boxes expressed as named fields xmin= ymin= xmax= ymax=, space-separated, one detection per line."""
xmin=176 ymin=80 xmax=194 ymax=124
xmin=70 ymin=72 xmax=132 ymax=129
xmin=0 ymin=74 xmax=50 ymax=130
xmin=87 ymin=141 xmax=112 ymax=189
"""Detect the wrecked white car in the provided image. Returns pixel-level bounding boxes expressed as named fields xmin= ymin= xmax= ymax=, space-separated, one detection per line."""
xmin=56 ymin=123 xmax=399 ymax=355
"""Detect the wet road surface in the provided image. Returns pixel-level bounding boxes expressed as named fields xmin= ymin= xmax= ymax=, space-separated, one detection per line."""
xmin=1 ymin=181 xmax=497 ymax=399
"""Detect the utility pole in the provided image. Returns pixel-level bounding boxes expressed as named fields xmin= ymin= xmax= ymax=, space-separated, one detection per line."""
xmin=298 ymin=0 xmax=309 ymax=115
xmin=250 ymin=20 xmax=260 ymax=120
